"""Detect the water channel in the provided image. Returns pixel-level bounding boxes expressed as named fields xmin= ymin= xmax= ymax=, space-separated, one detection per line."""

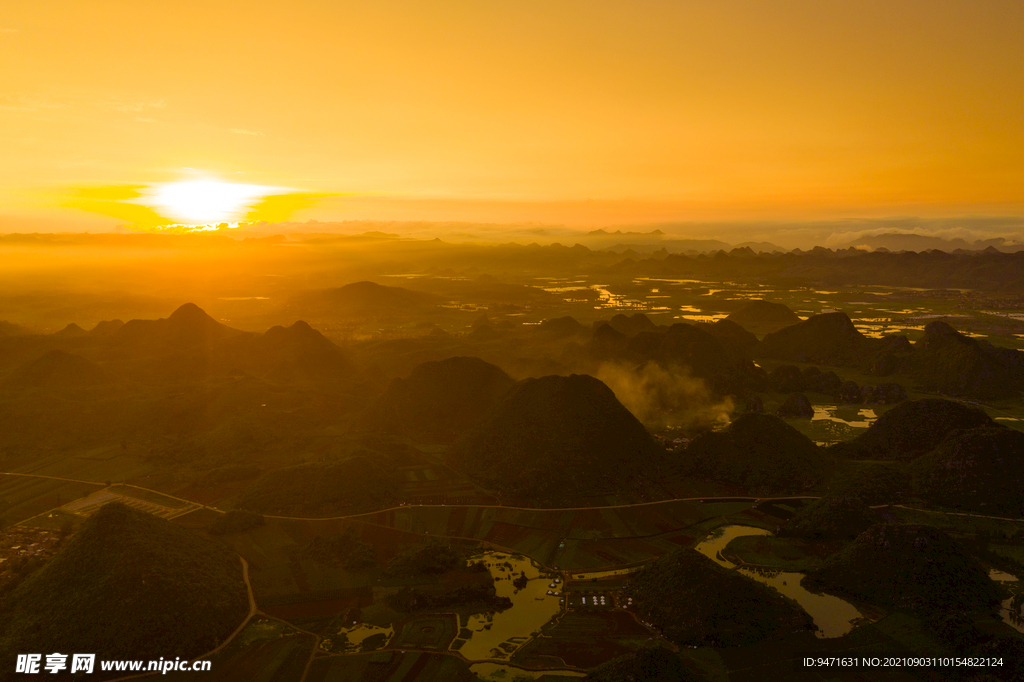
xmin=989 ymin=569 xmax=1024 ymax=633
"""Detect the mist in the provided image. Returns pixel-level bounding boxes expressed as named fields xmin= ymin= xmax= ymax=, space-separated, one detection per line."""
xmin=597 ymin=361 xmax=734 ymax=432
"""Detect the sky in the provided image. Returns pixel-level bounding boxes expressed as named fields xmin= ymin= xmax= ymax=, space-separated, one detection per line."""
xmin=1 ymin=1 xmax=1023 ymax=235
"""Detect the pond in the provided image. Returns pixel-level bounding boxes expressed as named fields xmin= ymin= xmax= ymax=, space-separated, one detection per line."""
xmin=320 ymin=623 xmax=394 ymax=653
xmin=454 ymin=552 xmax=563 ymax=661
xmin=694 ymin=525 xmax=865 ymax=638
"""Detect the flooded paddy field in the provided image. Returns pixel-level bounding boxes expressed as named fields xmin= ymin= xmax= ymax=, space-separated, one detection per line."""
xmin=527 ymin=277 xmax=1024 ymax=348
xmin=453 ymin=553 xmax=562 ymax=661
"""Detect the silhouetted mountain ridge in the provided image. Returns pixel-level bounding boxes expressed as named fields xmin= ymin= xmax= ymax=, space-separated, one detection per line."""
xmin=7 ymin=349 xmax=109 ymax=389
xmin=112 ymin=302 xmax=244 ymax=351
xmin=446 ymin=374 xmax=664 ymax=500
xmin=909 ymin=321 xmax=1024 ymax=399
xmin=911 ymin=426 xmax=1024 ymax=516
xmin=366 ymin=356 xmax=515 ymax=441
xmin=830 ymin=398 xmax=994 ymax=460
xmin=725 ymin=300 xmax=802 ymax=333
xmin=0 ymin=502 xmax=248 ymax=672
xmin=759 ymin=311 xmax=866 ymax=365
xmin=682 ymin=413 xmax=828 ymax=494
xmin=295 ymin=281 xmax=440 ymax=318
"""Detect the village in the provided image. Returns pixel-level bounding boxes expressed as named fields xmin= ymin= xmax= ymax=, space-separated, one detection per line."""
xmin=0 ymin=526 xmax=65 ymax=594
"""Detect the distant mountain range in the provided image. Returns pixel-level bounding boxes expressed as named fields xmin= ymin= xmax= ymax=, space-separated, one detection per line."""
xmin=0 ymin=302 xmax=357 ymax=388
xmin=840 ymin=232 xmax=1024 ymax=253
xmin=580 ymin=230 xmax=1024 ymax=255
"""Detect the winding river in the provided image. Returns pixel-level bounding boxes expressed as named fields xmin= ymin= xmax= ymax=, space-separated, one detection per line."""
xmin=694 ymin=525 xmax=866 ymax=637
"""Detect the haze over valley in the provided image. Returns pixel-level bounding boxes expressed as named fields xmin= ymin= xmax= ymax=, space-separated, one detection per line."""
xmin=3 ymin=1 xmax=1024 ymax=680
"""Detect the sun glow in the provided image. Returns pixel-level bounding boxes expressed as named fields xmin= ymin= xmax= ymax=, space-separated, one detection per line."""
xmin=135 ymin=180 xmax=291 ymax=225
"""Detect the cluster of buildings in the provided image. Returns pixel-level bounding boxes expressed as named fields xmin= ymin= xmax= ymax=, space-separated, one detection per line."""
xmin=0 ymin=527 xmax=63 ymax=589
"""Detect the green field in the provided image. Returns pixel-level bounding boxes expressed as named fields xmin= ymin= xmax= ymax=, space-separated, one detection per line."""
xmin=512 ymin=611 xmax=656 ymax=669
xmin=722 ymin=534 xmax=825 ymax=571
xmin=392 ymin=615 xmax=458 ymax=650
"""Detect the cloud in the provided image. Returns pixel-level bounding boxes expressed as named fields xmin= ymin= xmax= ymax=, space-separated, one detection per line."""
xmin=609 ymin=216 xmax=1024 ymax=251
xmin=818 ymin=219 xmax=1024 ymax=248
xmin=229 ymin=128 xmax=264 ymax=136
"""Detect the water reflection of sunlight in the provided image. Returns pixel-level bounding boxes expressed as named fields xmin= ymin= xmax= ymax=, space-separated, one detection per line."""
xmin=812 ymin=406 xmax=877 ymax=428
xmin=676 ymin=313 xmax=728 ymax=323
xmin=321 ymin=623 xmax=394 ymax=653
xmin=590 ymin=284 xmax=645 ymax=309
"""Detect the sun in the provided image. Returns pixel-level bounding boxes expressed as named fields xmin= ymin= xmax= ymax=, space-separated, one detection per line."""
xmin=136 ymin=179 xmax=290 ymax=225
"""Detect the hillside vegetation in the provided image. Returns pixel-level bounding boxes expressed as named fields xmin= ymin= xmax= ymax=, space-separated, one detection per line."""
xmin=910 ymin=426 xmax=1024 ymax=516
xmin=0 ymin=503 xmax=248 ymax=667
xmin=910 ymin=321 xmax=1024 ymax=399
xmin=725 ymin=300 xmax=801 ymax=334
xmin=365 ymin=356 xmax=515 ymax=441
xmin=759 ymin=312 xmax=866 ymax=365
xmin=681 ymin=413 xmax=829 ymax=494
xmin=803 ymin=523 xmax=1001 ymax=614
xmin=446 ymin=374 xmax=664 ymax=500
xmin=830 ymin=398 xmax=994 ymax=461
xmin=783 ymin=495 xmax=878 ymax=540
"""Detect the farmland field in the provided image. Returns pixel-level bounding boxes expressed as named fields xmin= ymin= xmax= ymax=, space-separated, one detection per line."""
xmin=160 ymin=617 xmax=316 ymax=682
xmin=306 ymin=651 xmax=477 ymax=682
xmin=512 ymin=611 xmax=655 ymax=669
xmin=0 ymin=474 xmax=101 ymax=527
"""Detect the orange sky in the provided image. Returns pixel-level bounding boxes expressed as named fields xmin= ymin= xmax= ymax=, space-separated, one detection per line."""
xmin=2 ymin=1 xmax=1023 ymax=230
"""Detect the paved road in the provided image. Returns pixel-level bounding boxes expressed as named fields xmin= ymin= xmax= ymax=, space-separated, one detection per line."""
xmin=261 ymin=496 xmax=821 ymax=521
xmin=6 ymin=469 xmax=1024 ymax=524
xmin=0 ymin=470 xmax=814 ymax=519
